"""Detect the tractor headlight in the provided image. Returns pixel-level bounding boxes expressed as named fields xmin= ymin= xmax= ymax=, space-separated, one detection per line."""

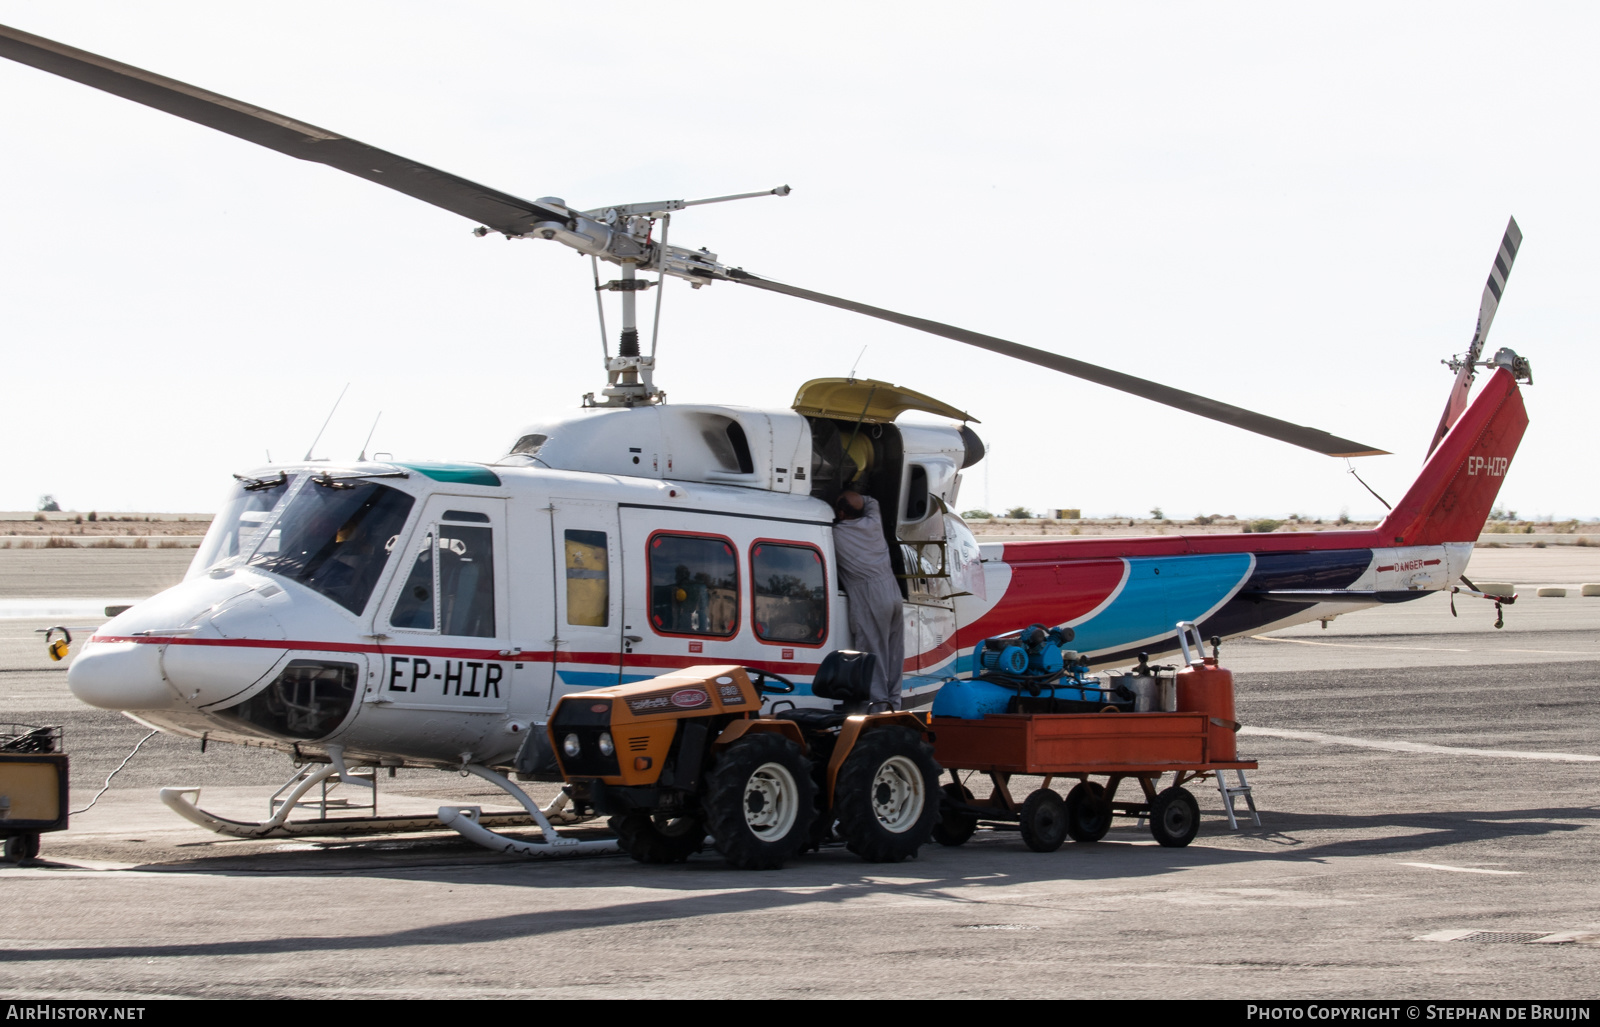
xmin=562 ymin=733 xmax=581 ymax=758
xmin=598 ymin=732 xmax=615 ymax=757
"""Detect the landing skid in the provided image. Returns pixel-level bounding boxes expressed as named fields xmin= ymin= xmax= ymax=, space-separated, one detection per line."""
xmin=159 ymin=762 xmax=605 ymax=849
xmin=438 ymin=765 xmax=619 ymax=858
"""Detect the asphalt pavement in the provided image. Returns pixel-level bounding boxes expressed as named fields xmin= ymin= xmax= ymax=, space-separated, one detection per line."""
xmin=1 ymin=549 xmax=1597 ymax=999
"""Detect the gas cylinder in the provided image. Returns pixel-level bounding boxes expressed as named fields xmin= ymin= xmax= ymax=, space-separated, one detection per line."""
xmin=1175 ymin=656 xmax=1237 ymax=762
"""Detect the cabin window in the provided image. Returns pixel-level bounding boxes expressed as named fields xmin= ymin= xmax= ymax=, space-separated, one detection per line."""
xmin=648 ymin=533 xmax=739 ymax=637
xmin=751 ymin=542 xmax=828 ymax=645
xmin=564 ymin=529 xmax=609 ymax=627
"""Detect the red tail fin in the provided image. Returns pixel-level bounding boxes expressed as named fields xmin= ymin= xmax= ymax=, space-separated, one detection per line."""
xmin=1378 ymin=368 xmax=1528 ymax=546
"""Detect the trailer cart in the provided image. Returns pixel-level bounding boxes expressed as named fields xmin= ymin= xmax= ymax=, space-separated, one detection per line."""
xmin=929 ymin=711 xmax=1258 ymax=851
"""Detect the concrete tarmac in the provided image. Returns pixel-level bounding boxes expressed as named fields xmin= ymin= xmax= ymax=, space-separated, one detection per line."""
xmin=2 ymin=550 xmax=1598 ymax=999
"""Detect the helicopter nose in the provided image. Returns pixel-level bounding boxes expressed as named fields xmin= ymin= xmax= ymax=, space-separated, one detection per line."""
xmin=67 ymin=637 xmax=177 ymax=711
xmin=68 ymin=573 xmax=288 ymax=712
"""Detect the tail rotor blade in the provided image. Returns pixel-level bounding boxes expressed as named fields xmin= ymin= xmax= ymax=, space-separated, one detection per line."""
xmin=725 ymin=270 xmax=1387 ymax=458
xmin=1427 ymin=217 xmax=1522 ymax=455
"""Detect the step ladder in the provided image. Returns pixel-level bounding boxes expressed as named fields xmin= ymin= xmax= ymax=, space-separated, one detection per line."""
xmin=1215 ymin=768 xmax=1259 ymax=829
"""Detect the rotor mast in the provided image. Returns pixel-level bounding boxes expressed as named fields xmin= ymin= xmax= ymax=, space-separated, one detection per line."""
xmin=571 ymin=187 xmax=791 ymax=407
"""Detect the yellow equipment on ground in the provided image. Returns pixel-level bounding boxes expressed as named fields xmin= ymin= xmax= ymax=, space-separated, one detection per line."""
xmin=545 ymin=653 xmax=939 ymax=869
xmin=1 ymin=725 xmax=69 ymax=862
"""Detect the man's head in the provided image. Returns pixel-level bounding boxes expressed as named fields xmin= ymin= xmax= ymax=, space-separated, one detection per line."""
xmin=834 ymin=490 xmax=865 ymax=521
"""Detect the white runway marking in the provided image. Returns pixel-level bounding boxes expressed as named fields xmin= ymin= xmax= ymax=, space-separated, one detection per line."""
xmin=1399 ymin=862 xmax=1524 ymax=875
xmin=1239 ymin=726 xmax=1600 ymax=762
xmin=1250 ymin=635 xmax=1471 ymax=652
xmin=1249 ymin=635 xmax=1600 ymax=656
xmin=0 ymin=599 xmax=133 ymax=620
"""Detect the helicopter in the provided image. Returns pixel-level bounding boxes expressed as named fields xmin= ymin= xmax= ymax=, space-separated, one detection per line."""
xmin=0 ymin=23 xmax=1531 ymax=850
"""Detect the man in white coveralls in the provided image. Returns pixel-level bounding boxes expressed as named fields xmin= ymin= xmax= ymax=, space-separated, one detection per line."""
xmin=831 ymin=490 xmax=905 ymax=710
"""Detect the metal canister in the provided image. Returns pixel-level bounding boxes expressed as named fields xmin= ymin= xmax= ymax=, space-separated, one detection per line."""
xmin=1157 ymin=669 xmax=1178 ymax=712
xmin=1110 ymin=673 xmax=1161 ymax=712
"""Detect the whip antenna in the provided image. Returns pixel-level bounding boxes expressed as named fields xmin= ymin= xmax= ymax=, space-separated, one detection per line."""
xmin=358 ymin=411 xmax=383 ymax=462
xmin=304 ymin=382 xmax=349 ymax=461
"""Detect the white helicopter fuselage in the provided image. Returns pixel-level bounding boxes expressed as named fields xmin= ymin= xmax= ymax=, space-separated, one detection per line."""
xmin=66 ymin=400 xmax=985 ymax=768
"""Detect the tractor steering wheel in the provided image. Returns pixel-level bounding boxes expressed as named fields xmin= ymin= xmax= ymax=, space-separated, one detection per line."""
xmin=753 ymin=670 xmax=797 ymax=694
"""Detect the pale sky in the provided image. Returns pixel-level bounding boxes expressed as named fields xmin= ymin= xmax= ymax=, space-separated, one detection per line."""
xmin=1 ymin=2 xmax=1594 ymax=520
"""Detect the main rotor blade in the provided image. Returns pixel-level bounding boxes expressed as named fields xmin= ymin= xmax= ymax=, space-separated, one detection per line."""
xmin=725 ymin=270 xmax=1388 ymax=458
xmin=1426 ymin=217 xmax=1522 ymax=456
xmin=0 ymin=23 xmax=566 ymax=236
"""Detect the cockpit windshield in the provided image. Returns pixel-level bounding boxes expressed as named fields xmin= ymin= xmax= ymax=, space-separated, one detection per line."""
xmin=248 ymin=480 xmax=415 ymax=614
xmin=189 ymin=474 xmax=298 ymax=577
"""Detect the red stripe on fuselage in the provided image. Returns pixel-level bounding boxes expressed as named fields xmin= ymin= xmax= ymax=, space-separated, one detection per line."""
xmin=953 ymin=557 xmax=1126 ymax=649
xmin=87 ymin=634 xmax=828 ymax=676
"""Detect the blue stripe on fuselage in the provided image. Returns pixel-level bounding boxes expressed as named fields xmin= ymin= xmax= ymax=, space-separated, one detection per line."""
xmin=1069 ymin=553 xmax=1255 ymax=655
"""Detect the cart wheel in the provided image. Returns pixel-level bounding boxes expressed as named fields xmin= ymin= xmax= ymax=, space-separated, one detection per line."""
xmin=1018 ymin=789 xmax=1068 ymax=852
xmin=608 ymin=813 xmax=706 ymax=864
xmin=1149 ymin=786 xmax=1200 ymax=847
xmin=3 ymin=833 xmax=40 ymax=862
xmin=1064 ymin=782 xmax=1112 ymax=843
xmin=932 ymin=782 xmax=978 ymax=847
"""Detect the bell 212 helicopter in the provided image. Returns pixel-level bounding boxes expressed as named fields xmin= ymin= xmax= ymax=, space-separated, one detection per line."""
xmin=0 ymin=23 xmax=1531 ymax=849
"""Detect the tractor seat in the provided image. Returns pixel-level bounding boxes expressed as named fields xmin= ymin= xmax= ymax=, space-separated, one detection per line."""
xmin=773 ymin=707 xmax=849 ymax=730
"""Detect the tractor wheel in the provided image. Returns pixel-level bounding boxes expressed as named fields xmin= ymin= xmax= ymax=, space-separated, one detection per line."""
xmin=608 ymin=813 xmax=706 ymax=864
xmin=1018 ymin=788 xmax=1068 ymax=852
xmin=1149 ymin=786 xmax=1201 ymax=848
xmin=834 ymin=726 xmax=941 ymax=862
xmin=931 ymin=782 xmax=978 ymax=847
xmin=703 ymin=732 xmax=816 ymax=870
xmin=1064 ymin=781 xmax=1113 ymax=843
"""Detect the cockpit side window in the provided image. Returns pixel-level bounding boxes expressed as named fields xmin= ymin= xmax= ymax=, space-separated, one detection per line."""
xmin=389 ymin=532 xmax=435 ymax=630
xmin=388 ymin=520 xmax=496 ymax=637
xmin=249 ymin=482 xmax=415 ymax=615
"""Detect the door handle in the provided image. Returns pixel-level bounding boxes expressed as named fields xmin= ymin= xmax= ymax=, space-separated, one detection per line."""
xmin=624 ymin=635 xmax=642 ymax=644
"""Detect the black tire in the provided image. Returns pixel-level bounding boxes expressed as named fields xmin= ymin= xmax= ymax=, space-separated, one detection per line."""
xmin=608 ymin=813 xmax=706 ymax=864
xmin=834 ymin=726 xmax=941 ymax=862
xmin=931 ymin=782 xmax=978 ymax=847
xmin=1064 ymin=781 xmax=1113 ymax=843
xmin=703 ymin=732 xmax=816 ymax=870
xmin=1149 ymin=786 xmax=1201 ymax=847
xmin=3 ymin=833 xmax=39 ymax=862
xmin=1018 ymin=788 xmax=1068 ymax=852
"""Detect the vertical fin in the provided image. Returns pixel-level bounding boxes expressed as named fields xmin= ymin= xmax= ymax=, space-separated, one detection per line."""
xmin=1382 ymin=369 xmax=1528 ymax=545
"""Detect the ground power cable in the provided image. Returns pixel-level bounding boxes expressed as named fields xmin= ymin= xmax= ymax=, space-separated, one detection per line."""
xmin=71 ymin=729 xmax=158 ymax=815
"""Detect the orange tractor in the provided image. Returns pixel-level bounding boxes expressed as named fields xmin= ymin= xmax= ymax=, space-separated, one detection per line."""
xmin=544 ymin=652 xmax=940 ymax=869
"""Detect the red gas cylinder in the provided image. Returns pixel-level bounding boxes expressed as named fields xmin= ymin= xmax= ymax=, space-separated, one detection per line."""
xmin=1176 ymin=657 xmax=1237 ymax=762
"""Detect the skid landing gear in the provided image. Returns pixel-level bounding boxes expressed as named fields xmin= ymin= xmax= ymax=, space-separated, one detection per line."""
xmin=159 ymin=760 xmax=591 ymax=844
xmin=439 ymin=765 xmax=618 ymax=858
